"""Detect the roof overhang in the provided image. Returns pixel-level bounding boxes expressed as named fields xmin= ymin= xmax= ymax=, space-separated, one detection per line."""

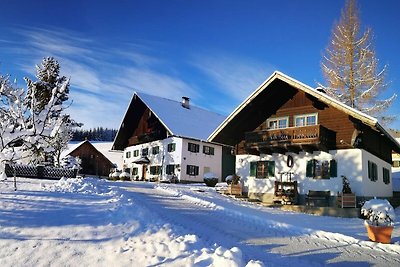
xmin=208 ymin=71 xmax=400 ymax=153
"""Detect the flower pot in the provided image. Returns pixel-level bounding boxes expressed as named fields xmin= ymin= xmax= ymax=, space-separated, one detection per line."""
xmin=364 ymin=221 xmax=394 ymax=244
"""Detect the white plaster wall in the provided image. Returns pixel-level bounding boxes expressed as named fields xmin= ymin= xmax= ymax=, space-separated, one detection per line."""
xmin=181 ymin=139 xmax=222 ymax=182
xmin=236 ymin=149 xmax=376 ymax=197
xmin=361 ymin=150 xmax=393 ymax=197
xmin=123 ymin=137 xmax=222 ymax=182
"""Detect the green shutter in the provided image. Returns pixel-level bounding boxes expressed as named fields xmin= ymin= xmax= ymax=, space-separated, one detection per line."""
xmin=306 ymin=160 xmax=315 ymax=177
xmin=329 ymin=159 xmax=337 ymax=177
xmin=250 ymin=162 xmax=257 ymax=176
xmin=267 ymin=161 xmax=275 ymax=177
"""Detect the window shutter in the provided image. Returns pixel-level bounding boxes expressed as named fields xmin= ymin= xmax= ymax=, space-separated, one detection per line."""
xmin=306 ymin=160 xmax=315 ymax=177
xmin=250 ymin=162 xmax=257 ymax=176
xmin=267 ymin=161 xmax=275 ymax=177
xmin=329 ymin=159 xmax=337 ymax=177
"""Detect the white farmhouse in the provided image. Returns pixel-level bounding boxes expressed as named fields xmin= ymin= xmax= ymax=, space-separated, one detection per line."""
xmin=209 ymin=71 xmax=400 ymax=204
xmin=112 ymin=92 xmax=233 ymax=183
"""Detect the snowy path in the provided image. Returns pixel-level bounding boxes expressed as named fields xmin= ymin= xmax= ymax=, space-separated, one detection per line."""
xmin=1 ymin=178 xmax=400 ymax=266
xmin=123 ymin=182 xmax=400 ymax=266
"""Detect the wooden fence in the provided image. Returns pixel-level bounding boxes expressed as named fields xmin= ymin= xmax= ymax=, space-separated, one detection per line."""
xmin=4 ymin=163 xmax=78 ymax=180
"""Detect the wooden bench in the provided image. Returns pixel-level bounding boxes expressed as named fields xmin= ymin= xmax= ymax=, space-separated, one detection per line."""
xmin=305 ymin=190 xmax=330 ymax=206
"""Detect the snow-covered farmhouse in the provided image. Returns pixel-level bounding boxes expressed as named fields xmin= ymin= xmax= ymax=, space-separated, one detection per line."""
xmin=208 ymin=71 xmax=400 ymax=204
xmin=112 ymin=92 xmax=233 ymax=182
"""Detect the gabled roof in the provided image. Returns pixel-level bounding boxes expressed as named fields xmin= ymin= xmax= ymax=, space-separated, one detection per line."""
xmin=208 ymin=71 xmax=400 ymax=152
xmin=113 ymin=92 xmax=226 ymax=150
xmin=61 ymin=140 xmax=114 ymax=166
xmin=137 ymin=92 xmax=225 ymax=139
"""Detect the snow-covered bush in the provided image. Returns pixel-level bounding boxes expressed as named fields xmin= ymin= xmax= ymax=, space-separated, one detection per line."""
xmin=361 ymin=198 xmax=396 ymax=227
xmin=204 ymin=172 xmax=218 ymax=187
xmin=60 ymin=155 xmax=81 ymax=170
xmin=225 ymin=174 xmax=240 ymax=185
xmin=110 ymin=171 xmax=121 ymax=181
xmin=119 ymin=171 xmax=131 ymax=181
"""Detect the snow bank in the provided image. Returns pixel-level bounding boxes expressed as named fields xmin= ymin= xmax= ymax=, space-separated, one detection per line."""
xmin=42 ymin=177 xmax=112 ymax=194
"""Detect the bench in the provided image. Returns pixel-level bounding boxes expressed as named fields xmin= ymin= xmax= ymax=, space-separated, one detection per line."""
xmin=305 ymin=190 xmax=330 ymax=206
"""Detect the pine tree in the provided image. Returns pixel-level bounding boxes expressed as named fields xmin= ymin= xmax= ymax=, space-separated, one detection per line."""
xmin=25 ymin=57 xmax=69 ymax=114
xmin=320 ymin=0 xmax=396 ymax=124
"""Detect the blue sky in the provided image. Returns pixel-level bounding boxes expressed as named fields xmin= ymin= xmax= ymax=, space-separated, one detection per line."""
xmin=1 ymin=0 xmax=399 ymax=130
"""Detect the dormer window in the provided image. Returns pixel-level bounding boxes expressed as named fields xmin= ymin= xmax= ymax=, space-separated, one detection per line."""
xmin=267 ymin=117 xmax=288 ymax=130
xmin=294 ymin=113 xmax=318 ymax=127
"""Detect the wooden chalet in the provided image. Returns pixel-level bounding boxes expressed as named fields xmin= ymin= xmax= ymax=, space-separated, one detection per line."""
xmin=209 ymin=71 xmax=400 ymax=204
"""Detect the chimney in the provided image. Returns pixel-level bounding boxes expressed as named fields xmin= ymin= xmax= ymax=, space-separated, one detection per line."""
xmin=181 ymin=96 xmax=190 ymax=109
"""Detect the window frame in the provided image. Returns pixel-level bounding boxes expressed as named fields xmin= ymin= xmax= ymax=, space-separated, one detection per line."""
xmin=166 ymin=164 xmax=175 ymax=175
xmin=266 ymin=116 xmax=289 ymax=130
xmin=250 ymin=161 xmax=275 ymax=178
xmin=186 ymin=165 xmax=199 ymax=176
xmin=149 ymin=165 xmax=161 ymax=175
xmin=141 ymin=148 xmax=148 ymax=156
xmin=152 ymin=146 xmax=159 ymax=155
xmin=368 ymin=160 xmax=378 ymax=182
xmin=203 ymin=145 xmax=215 ymax=155
xmin=188 ymin=142 xmax=200 ymax=153
xmin=294 ymin=113 xmax=318 ymax=127
xmin=167 ymin=143 xmax=176 ymax=152
xmin=383 ymin=167 xmax=390 ymax=184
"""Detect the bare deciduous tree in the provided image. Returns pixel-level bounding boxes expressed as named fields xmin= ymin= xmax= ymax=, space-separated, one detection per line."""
xmin=320 ymin=0 xmax=396 ymax=124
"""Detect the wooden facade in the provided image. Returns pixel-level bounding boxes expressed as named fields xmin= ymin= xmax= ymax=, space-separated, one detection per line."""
xmin=69 ymin=141 xmax=114 ymax=177
xmin=211 ymin=73 xmax=398 ymax=164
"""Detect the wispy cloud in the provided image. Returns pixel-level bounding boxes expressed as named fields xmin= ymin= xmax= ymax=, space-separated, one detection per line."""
xmin=2 ymin=26 xmax=200 ymax=129
xmin=192 ymin=54 xmax=275 ymax=102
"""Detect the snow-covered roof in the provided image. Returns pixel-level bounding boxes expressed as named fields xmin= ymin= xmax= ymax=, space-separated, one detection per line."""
xmin=61 ymin=141 xmax=123 ymax=168
xmin=91 ymin=142 xmax=123 ymax=168
xmin=60 ymin=141 xmax=86 ymax=159
xmin=208 ymin=71 xmax=400 ymax=152
xmin=136 ymin=92 xmax=225 ymax=140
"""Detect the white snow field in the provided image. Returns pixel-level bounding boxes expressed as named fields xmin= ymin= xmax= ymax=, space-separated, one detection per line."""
xmin=0 ymin=177 xmax=399 ymax=266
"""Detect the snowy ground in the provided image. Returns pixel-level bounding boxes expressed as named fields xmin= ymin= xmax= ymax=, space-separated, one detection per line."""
xmin=0 ymin=177 xmax=399 ymax=266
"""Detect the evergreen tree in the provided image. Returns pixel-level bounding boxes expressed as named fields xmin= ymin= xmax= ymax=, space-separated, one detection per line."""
xmin=320 ymin=0 xmax=396 ymax=124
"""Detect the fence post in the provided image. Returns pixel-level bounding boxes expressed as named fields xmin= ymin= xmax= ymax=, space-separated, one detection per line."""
xmin=37 ymin=165 xmax=45 ymax=178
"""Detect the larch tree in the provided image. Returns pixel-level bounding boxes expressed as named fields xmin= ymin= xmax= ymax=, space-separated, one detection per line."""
xmin=320 ymin=0 xmax=396 ymax=124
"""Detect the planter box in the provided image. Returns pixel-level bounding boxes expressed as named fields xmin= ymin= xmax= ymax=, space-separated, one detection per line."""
xmin=337 ymin=193 xmax=356 ymax=208
xmin=364 ymin=222 xmax=394 ymax=244
xmin=227 ymin=184 xmax=242 ymax=195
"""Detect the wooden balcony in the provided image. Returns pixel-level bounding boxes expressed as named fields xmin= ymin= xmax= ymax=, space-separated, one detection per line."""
xmin=128 ymin=131 xmax=161 ymax=146
xmin=245 ymin=125 xmax=336 ymax=154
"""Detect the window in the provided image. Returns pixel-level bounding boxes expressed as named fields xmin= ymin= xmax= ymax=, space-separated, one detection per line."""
xmin=141 ymin=148 xmax=148 ymax=156
xmin=383 ymin=167 xmax=390 ymax=184
xmin=368 ymin=161 xmax=378 ymax=181
xmin=126 ymin=151 xmax=131 ymax=158
xmin=149 ymin=165 xmax=161 ymax=175
xmin=132 ymin=167 xmax=138 ymax=175
xmin=152 ymin=146 xmax=159 ymax=155
xmin=203 ymin=145 xmax=215 ymax=155
xmin=392 ymin=160 xmax=400 ymax=168
xmin=306 ymin=159 xmax=337 ymax=179
xmin=267 ymin=117 xmax=289 ymax=130
xmin=250 ymin=161 xmax=275 ymax=178
xmin=294 ymin=113 xmax=318 ymax=127
xmin=186 ymin=165 xmax=199 ymax=176
xmin=167 ymin=143 xmax=176 ymax=152
xmin=166 ymin=165 xmax=175 ymax=175
xmin=188 ymin=142 xmax=200 ymax=153
xmin=134 ymin=150 xmax=139 ymax=157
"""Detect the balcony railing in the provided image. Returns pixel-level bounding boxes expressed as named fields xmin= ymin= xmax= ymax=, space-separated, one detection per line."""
xmin=128 ymin=131 xmax=160 ymax=146
xmin=245 ymin=125 xmax=336 ymax=152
